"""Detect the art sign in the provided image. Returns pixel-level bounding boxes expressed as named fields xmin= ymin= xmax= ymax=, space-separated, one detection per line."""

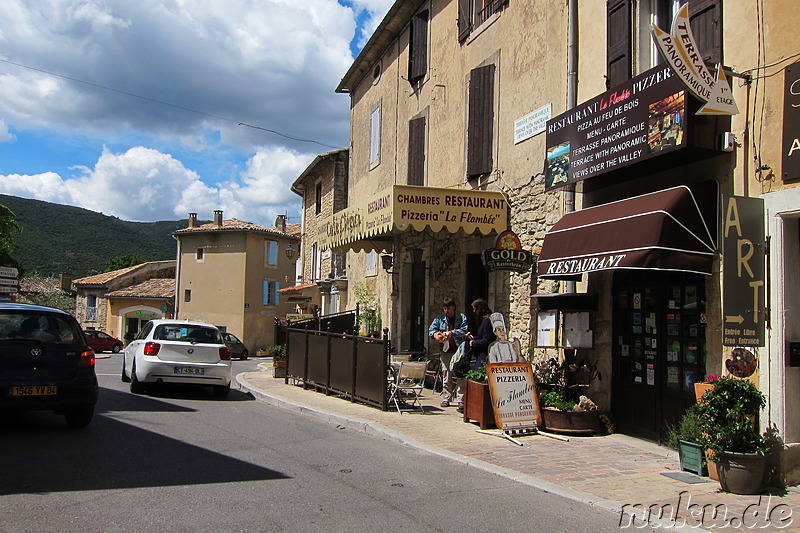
xmin=481 ymin=230 xmax=534 ymax=273
xmin=486 ymin=362 xmax=542 ymax=430
xmin=544 ymin=65 xmax=687 ymax=190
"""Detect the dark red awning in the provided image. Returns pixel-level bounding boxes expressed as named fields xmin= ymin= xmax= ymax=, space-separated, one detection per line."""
xmin=537 ymin=186 xmax=716 ymax=279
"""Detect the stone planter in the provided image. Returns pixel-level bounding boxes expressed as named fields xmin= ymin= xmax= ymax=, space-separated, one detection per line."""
xmin=541 ymin=408 xmax=602 ymax=435
xmin=678 ymin=440 xmax=707 ymax=476
xmin=462 ymin=379 xmax=495 ymax=429
xmin=716 ymin=451 xmax=767 ymax=494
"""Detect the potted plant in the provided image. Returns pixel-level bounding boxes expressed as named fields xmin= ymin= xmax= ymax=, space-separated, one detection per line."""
xmin=666 ymin=404 xmax=707 ymax=476
xmin=693 ymin=373 xmax=721 ymax=402
xmin=269 ymin=344 xmax=287 ymax=378
xmin=695 ymin=376 xmax=770 ymax=494
xmin=462 ymin=366 xmax=495 ymax=429
xmin=533 ymin=355 xmax=603 ymax=435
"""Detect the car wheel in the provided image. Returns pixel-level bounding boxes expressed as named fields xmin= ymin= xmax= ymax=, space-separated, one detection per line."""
xmin=65 ymin=406 xmax=94 ymax=429
xmin=121 ymin=357 xmax=131 ymax=382
xmin=130 ymin=360 xmax=146 ymax=394
xmin=213 ymin=383 xmax=231 ymax=398
xmin=112 ymin=344 xmax=122 ymax=353
xmin=240 ymin=350 xmax=248 ymax=360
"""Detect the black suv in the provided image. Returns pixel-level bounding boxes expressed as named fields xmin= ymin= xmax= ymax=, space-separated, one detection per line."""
xmin=0 ymin=303 xmax=98 ymax=428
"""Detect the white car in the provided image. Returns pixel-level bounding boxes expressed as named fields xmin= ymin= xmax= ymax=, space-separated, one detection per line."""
xmin=122 ymin=319 xmax=232 ymax=397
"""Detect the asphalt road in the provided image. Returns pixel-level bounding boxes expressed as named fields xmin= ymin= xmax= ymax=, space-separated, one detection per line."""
xmin=0 ymin=356 xmax=641 ymax=533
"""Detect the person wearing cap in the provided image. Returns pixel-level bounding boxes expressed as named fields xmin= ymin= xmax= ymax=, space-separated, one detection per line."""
xmin=428 ymin=297 xmax=469 ymax=407
xmin=488 ymin=312 xmax=523 ymax=364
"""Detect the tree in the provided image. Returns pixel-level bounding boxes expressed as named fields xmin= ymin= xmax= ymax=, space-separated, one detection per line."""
xmin=104 ymin=254 xmax=144 ymax=272
xmin=0 ymin=204 xmax=23 ymax=274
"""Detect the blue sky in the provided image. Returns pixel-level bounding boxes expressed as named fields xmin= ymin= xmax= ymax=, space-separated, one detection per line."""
xmin=0 ymin=0 xmax=392 ymax=227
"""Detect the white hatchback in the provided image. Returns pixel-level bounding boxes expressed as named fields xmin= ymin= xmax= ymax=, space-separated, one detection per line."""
xmin=122 ymin=319 xmax=232 ymax=397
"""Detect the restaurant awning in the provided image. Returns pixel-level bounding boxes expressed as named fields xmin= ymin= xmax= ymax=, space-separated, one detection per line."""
xmin=537 ymin=185 xmax=716 ymax=279
xmin=318 ymin=185 xmax=508 ymax=251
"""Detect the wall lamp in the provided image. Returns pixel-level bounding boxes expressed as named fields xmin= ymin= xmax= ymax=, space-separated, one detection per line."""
xmin=381 ymin=254 xmax=394 ymax=273
xmin=285 ymin=244 xmax=297 ymax=260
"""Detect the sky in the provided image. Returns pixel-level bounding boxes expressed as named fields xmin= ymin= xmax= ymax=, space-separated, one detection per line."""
xmin=0 ymin=0 xmax=393 ymax=227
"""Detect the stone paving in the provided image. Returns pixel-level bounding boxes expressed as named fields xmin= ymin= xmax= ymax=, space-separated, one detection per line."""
xmin=235 ymin=367 xmax=800 ymax=531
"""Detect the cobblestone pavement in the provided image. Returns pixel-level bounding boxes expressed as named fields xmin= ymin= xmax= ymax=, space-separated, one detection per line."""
xmin=235 ymin=367 xmax=799 ymax=531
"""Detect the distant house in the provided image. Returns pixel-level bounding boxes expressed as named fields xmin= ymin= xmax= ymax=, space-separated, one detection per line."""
xmin=17 ymin=274 xmax=76 ymax=310
xmin=172 ymin=210 xmax=300 ymax=353
xmin=74 ymin=261 xmax=176 ymax=339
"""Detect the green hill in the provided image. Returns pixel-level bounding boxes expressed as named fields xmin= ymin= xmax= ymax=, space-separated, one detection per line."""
xmin=0 ymin=194 xmax=199 ymax=278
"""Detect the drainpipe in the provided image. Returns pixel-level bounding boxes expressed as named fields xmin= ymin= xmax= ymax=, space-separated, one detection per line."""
xmin=564 ymin=0 xmax=578 ymax=294
xmin=172 ymin=232 xmax=181 ymax=319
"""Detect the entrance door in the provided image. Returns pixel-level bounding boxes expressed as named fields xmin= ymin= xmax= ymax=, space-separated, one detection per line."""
xmin=409 ymin=262 xmax=426 ymax=351
xmin=612 ymin=271 xmax=706 ymax=442
xmin=465 ymin=254 xmax=489 ymax=331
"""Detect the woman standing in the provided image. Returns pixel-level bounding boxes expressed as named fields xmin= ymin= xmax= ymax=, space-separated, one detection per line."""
xmin=468 ymin=298 xmax=496 ymax=371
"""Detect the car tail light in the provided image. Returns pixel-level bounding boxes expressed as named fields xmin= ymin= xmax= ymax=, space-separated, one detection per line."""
xmin=144 ymin=342 xmax=161 ymax=356
xmin=219 ymin=346 xmax=231 ymax=361
xmin=78 ymin=349 xmax=96 ymax=369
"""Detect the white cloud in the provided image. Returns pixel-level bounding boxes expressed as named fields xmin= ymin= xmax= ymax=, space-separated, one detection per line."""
xmin=0 ymin=118 xmax=13 ymax=142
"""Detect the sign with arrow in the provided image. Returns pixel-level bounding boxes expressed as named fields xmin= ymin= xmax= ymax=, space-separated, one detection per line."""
xmin=722 ymin=195 xmax=765 ymax=347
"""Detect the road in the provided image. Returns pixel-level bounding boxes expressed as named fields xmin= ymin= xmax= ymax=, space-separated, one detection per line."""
xmin=0 ymin=356 xmax=640 ymax=532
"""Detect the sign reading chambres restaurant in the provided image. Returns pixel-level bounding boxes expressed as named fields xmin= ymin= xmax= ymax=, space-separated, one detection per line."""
xmin=544 ymin=65 xmax=687 ymax=191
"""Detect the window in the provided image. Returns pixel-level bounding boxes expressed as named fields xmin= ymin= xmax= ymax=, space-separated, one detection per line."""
xmin=86 ymin=295 xmax=98 ymax=321
xmin=315 ymin=182 xmax=322 ymax=215
xmin=458 ymin=0 xmax=509 ymax=42
xmin=196 ymin=248 xmax=204 ymax=261
xmin=311 ymin=243 xmax=321 ymax=282
xmin=607 ymin=0 xmax=721 ymax=89
xmin=262 ymin=280 xmax=280 ymax=306
xmin=408 ymin=116 xmax=426 ymax=186
xmin=265 ymin=240 xmax=278 ymax=266
xmin=370 ymin=102 xmax=381 ymax=169
xmin=184 ymin=289 xmax=191 ymax=303
xmin=408 ymin=10 xmax=429 ymax=84
xmin=467 ymin=64 xmax=495 ymax=179
xmin=365 ymin=250 xmax=378 ymax=277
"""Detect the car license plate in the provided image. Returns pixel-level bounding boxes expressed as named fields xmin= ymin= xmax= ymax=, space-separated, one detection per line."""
xmin=11 ymin=385 xmax=58 ymax=396
xmin=174 ymin=367 xmax=204 ymax=375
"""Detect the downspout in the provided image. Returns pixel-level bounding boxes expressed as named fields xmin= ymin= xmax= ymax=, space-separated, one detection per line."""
xmin=172 ymin=233 xmax=181 ymax=319
xmin=563 ymin=0 xmax=578 ymax=294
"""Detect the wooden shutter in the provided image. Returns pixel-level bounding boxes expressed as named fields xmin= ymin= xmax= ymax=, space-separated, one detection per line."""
xmin=408 ymin=117 xmax=426 ymax=186
xmin=467 ymin=64 xmax=495 ymax=179
xmin=492 ymin=0 xmax=509 ymax=12
xmin=606 ymin=0 xmax=631 ymax=89
xmin=409 ymin=10 xmax=429 ymax=83
xmin=689 ymin=0 xmax=722 ymax=66
xmin=458 ymin=0 xmax=471 ymax=42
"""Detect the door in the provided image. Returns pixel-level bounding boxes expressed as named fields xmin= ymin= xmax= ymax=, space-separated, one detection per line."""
xmin=465 ymin=254 xmax=489 ymax=332
xmin=612 ymin=271 xmax=706 ymax=442
xmin=409 ymin=262 xmax=426 ymax=351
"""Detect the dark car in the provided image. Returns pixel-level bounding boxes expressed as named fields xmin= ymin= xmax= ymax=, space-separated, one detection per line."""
xmin=84 ymin=329 xmax=123 ymax=353
xmin=222 ymin=332 xmax=248 ymax=360
xmin=0 ymin=303 xmax=98 ymax=428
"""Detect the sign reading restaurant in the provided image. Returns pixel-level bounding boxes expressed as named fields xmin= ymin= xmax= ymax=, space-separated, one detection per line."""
xmin=318 ymin=185 xmax=507 ymax=250
xmin=544 ymin=65 xmax=687 ymax=191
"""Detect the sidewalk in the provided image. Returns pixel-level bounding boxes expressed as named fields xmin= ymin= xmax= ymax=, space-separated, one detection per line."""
xmin=235 ymin=365 xmax=800 ymax=531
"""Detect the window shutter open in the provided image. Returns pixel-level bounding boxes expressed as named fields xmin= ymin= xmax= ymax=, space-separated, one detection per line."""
xmin=607 ymin=0 xmax=631 ymax=89
xmin=467 ymin=64 xmax=495 ymax=179
xmin=408 ymin=116 xmax=426 ymax=186
xmin=689 ymin=0 xmax=722 ymax=66
xmin=458 ymin=0 xmax=470 ymax=42
xmin=409 ymin=11 xmax=429 ymax=83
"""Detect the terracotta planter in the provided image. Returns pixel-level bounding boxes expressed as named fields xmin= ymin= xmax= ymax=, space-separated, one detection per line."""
xmin=463 ymin=379 xmax=495 ymax=429
xmin=541 ymin=407 xmax=602 ymax=435
xmin=706 ymin=450 xmax=719 ymax=480
xmin=273 ymin=359 xmax=287 ymax=378
xmin=716 ymin=451 xmax=767 ymax=494
xmin=694 ymin=382 xmax=714 ymax=402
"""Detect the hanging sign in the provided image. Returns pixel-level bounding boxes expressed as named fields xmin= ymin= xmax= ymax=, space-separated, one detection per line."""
xmin=486 ymin=363 xmax=542 ymax=430
xmin=481 ymin=230 xmax=534 ymax=273
xmin=651 ymin=3 xmax=738 ymax=115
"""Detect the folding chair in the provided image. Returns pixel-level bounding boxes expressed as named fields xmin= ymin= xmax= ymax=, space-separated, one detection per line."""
xmin=425 ymin=353 xmax=443 ymax=392
xmin=388 ymin=361 xmax=427 ymax=414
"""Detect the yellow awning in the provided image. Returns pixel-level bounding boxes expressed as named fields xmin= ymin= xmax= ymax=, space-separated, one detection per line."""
xmin=318 ymin=185 xmax=508 ymax=250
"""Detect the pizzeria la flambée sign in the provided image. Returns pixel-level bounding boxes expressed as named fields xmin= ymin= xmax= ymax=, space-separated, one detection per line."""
xmin=651 ymin=3 xmax=739 ymax=116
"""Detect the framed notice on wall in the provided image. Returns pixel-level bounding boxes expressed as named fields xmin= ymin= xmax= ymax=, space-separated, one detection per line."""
xmin=563 ymin=311 xmax=593 ymax=348
xmin=536 ymin=311 xmax=559 ymax=347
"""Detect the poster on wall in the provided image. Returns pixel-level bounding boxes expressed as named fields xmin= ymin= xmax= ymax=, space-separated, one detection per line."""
xmin=536 ymin=311 xmax=558 ymax=347
xmin=486 ymin=363 xmax=542 ymax=430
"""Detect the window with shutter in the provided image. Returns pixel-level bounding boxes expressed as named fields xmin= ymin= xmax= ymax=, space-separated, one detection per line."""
xmin=370 ymin=103 xmax=381 ymax=169
xmin=408 ymin=10 xmax=429 ymax=83
xmin=467 ymin=64 xmax=495 ymax=179
xmin=607 ymin=0 xmax=631 ymax=89
xmin=408 ymin=116 xmax=426 ymax=186
xmin=458 ymin=0 xmax=509 ymax=43
xmin=688 ymin=0 xmax=722 ymax=66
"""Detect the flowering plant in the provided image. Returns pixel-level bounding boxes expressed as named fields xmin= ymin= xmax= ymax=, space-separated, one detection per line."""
xmin=705 ymin=374 xmax=722 ymax=382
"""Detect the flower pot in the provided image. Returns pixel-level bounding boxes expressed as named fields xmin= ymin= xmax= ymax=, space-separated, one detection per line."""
xmin=541 ymin=407 xmax=602 ymax=435
xmin=273 ymin=359 xmax=287 ymax=378
xmin=694 ymin=382 xmax=714 ymax=403
xmin=706 ymin=449 xmax=719 ymax=480
xmin=715 ymin=451 xmax=767 ymax=495
xmin=678 ymin=440 xmax=707 ymax=476
xmin=463 ymin=379 xmax=495 ymax=429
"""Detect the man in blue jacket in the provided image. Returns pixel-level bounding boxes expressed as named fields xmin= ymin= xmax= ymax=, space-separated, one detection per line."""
xmin=428 ymin=297 xmax=469 ymax=407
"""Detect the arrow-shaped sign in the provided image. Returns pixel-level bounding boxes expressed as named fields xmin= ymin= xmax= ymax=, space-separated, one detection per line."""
xmin=725 ymin=315 xmax=745 ymax=324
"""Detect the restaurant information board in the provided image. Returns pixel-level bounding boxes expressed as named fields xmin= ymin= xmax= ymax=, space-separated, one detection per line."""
xmin=545 ymin=65 xmax=687 ymax=190
xmin=487 ymin=363 xmax=542 ymax=430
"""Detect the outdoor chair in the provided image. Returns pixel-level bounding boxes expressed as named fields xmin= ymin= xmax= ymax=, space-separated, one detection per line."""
xmin=388 ymin=361 xmax=427 ymax=414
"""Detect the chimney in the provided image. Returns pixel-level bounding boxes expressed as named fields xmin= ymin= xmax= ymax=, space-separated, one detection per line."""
xmin=275 ymin=214 xmax=287 ymax=233
xmin=188 ymin=213 xmax=197 ymax=228
xmin=59 ymin=273 xmax=72 ymax=293
xmin=213 ymin=210 xmax=223 ymax=227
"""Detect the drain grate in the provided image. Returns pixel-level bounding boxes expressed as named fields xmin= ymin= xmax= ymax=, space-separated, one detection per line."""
xmin=660 ymin=471 xmax=712 ymax=484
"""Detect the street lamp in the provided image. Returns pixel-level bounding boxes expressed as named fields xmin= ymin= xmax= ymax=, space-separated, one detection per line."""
xmin=285 ymin=244 xmax=296 ymax=260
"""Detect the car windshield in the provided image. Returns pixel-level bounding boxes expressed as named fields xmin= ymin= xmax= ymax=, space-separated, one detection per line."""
xmin=153 ymin=324 xmax=222 ymax=344
xmin=0 ymin=311 xmax=84 ymax=345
